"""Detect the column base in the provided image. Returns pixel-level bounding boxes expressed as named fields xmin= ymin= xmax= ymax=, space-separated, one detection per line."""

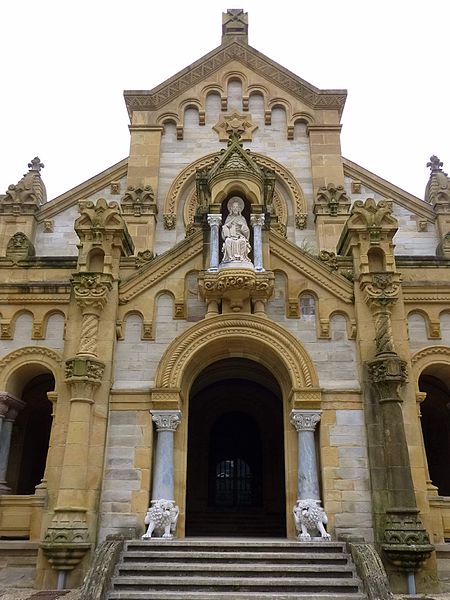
xmin=293 ymin=499 xmax=331 ymax=541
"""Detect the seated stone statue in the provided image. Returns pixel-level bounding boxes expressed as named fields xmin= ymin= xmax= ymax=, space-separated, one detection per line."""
xmin=221 ymin=197 xmax=251 ymax=263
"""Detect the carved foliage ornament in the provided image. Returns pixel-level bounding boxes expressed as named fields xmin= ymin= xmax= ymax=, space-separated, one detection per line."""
xmin=65 ymin=356 xmax=105 ymax=384
xmin=6 ymin=232 xmax=35 ymax=263
xmin=151 ymin=410 xmax=182 ymax=432
xmin=72 ymin=273 xmax=113 ymax=312
xmin=314 ymin=183 xmax=350 ymax=216
xmin=290 ymin=410 xmax=321 ymax=432
xmin=121 ymin=185 xmax=156 ymax=217
xmin=367 ymin=354 xmax=407 ymax=403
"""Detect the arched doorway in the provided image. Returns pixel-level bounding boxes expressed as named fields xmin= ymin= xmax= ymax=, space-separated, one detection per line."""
xmin=419 ymin=366 xmax=450 ymax=495
xmin=6 ymin=373 xmax=54 ymax=494
xmin=186 ymin=358 xmax=286 ymax=537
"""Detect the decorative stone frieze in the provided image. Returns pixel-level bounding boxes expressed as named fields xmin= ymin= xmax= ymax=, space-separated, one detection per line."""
xmin=313 ymin=183 xmax=350 ymax=216
xmin=382 ymin=508 xmax=433 ymax=571
xmin=6 ymin=232 xmax=35 ymax=263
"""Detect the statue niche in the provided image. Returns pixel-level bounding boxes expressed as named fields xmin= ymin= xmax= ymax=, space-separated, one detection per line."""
xmin=221 ymin=196 xmax=252 ymax=265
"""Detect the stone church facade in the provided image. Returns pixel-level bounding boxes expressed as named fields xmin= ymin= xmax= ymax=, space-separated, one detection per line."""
xmin=0 ymin=9 xmax=449 ymax=595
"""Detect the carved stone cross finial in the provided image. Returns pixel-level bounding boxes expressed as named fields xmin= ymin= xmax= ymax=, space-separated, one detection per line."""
xmin=427 ymin=155 xmax=447 ymax=175
xmin=222 ymin=9 xmax=248 ymax=43
xmin=28 ymin=157 xmax=44 ymax=173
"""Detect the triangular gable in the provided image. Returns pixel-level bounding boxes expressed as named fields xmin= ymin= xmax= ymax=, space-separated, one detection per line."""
xmin=124 ymin=41 xmax=346 ymax=118
xmin=37 ymin=158 xmax=128 ymax=221
xmin=343 ymin=158 xmax=434 ymax=221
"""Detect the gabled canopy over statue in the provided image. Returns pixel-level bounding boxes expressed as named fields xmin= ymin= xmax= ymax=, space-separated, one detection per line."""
xmin=221 ymin=197 xmax=251 ymax=263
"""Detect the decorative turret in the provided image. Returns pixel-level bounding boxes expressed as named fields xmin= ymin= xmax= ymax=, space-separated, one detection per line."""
xmin=424 ymin=156 xmax=450 ymax=256
xmin=0 ymin=157 xmax=47 ymax=256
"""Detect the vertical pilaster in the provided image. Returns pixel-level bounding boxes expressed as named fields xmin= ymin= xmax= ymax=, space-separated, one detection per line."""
xmin=0 ymin=393 xmax=25 ymax=494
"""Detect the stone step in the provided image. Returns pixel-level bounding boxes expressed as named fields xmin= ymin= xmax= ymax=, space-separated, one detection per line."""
xmin=118 ymin=561 xmax=355 ymax=577
xmin=109 ymin=592 xmax=367 ymax=600
xmin=111 ymin=575 xmax=361 ymax=593
xmin=122 ymin=549 xmax=350 ymax=564
xmin=126 ymin=539 xmax=346 ymax=552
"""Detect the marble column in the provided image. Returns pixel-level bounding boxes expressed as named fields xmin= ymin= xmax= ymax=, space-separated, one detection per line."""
xmin=143 ymin=410 xmax=181 ymax=539
xmin=0 ymin=393 xmax=25 ymax=494
xmin=290 ymin=409 xmax=322 ymax=500
xmin=207 ymin=215 xmax=222 ymax=271
xmin=250 ymin=214 xmax=265 ymax=272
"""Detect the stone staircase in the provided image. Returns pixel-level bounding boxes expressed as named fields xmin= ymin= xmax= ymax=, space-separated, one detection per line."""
xmin=107 ymin=538 xmax=367 ymax=599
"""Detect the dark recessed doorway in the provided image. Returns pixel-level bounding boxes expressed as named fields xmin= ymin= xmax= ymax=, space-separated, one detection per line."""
xmin=186 ymin=359 xmax=286 ymax=537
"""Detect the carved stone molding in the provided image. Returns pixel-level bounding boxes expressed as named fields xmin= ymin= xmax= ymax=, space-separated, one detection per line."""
xmin=411 ymin=345 xmax=450 ymax=365
xmin=199 ymin=269 xmax=274 ymax=313
xmin=290 ymin=409 xmax=321 ymax=432
xmin=382 ymin=507 xmax=434 ymax=572
xmin=156 ymin=314 xmax=318 ymax=390
xmin=151 ymin=410 xmax=182 ymax=432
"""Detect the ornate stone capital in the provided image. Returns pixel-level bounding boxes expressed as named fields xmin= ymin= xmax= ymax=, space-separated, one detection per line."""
xmin=0 ymin=392 xmax=25 ymax=420
xmin=360 ymin=272 xmax=401 ymax=302
xmin=72 ymin=272 xmax=113 ymax=314
xmin=151 ymin=410 xmax=182 ymax=432
xmin=207 ymin=214 xmax=222 ymax=228
xmin=250 ymin=214 xmax=265 ymax=228
xmin=65 ymin=356 xmax=105 ymax=400
xmin=382 ymin=507 xmax=434 ymax=572
xmin=290 ymin=409 xmax=321 ymax=432
xmin=367 ymin=354 xmax=407 ymax=403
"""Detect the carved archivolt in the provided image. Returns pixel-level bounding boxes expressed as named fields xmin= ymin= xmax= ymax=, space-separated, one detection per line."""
xmin=166 ymin=152 xmax=305 ymax=228
xmin=0 ymin=346 xmax=63 ymax=391
xmin=155 ymin=314 xmax=319 ymax=392
xmin=411 ymin=345 xmax=450 ymax=366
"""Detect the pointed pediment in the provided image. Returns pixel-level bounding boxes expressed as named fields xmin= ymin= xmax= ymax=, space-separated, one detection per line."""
xmin=124 ymin=41 xmax=346 ymax=118
xmin=208 ymin=134 xmax=264 ymax=182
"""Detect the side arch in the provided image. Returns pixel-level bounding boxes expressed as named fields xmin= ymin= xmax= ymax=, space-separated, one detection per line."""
xmin=0 ymin=346 xmax=63 ymax=396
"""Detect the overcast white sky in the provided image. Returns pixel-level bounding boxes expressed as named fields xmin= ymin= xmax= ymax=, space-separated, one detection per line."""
xmin=1 ymin=1 xmax=449 ymax=201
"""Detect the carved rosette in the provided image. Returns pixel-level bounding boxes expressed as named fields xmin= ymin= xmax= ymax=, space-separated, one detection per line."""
xmin=290 ymin=410 xmax=321 ymax=432
xmin=151 ymin=410 xmax=182 ymax=432
xmin=382 ymin=507 xmax=434 ymax=571
xmin=367 ymin=354 xmax=407 ymax=403
xmin=41 ymin=510 xmax=91 ymax=572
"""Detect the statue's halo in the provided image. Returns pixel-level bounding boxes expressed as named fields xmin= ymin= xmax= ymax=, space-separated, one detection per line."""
xmin=227 ymin=196 xmax=245 ymax=213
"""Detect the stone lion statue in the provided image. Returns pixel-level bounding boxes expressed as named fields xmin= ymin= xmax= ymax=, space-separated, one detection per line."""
xmin=142 ymin=499 xmax=179 ymax=539
xmin=293 ymin=499 xmax=331 ymax=541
